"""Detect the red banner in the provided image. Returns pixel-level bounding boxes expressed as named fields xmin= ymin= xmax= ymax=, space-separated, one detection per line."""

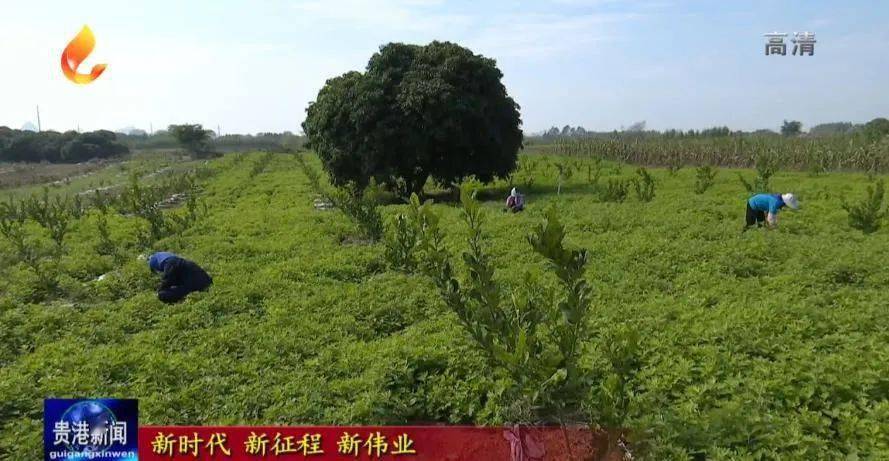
xmin=139 ymin=426 xmax=615 ymax=461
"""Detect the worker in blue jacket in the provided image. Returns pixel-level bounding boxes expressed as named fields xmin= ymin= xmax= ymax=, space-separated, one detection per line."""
xmin=744 ymin=193 xmax=800 ymax=231
xmin=148 ymin=252 xmax=213 ymax=303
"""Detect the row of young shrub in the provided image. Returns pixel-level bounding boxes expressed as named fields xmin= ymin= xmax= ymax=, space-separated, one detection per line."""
xmin=287 ymin=155 xmax=642 ymax=450
xmin=516 ymin=152 xmax=887 ymax=232
xmin=294 ymin=153 xmax=384 ymax=241
xmin=310 ymin=141 xmax=887 ymax=236
xmin=0 ymin=168 xmax=213 ymax=300
xmin=381 ymin=185 xmax=638 ymax=455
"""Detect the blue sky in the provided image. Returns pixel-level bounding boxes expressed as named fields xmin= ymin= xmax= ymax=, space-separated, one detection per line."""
xmin=1 ymin=0 xmax=887 ymax=134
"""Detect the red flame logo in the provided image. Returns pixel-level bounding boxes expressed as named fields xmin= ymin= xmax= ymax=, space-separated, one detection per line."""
xmin=61 ymin=25 xmax=107 ymax=84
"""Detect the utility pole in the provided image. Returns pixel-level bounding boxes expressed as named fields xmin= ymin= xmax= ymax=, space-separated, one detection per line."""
xmin=150 ymin=123 xmax=153 ymax=135
xmin=36 ymin=105 xmax=41 ymax=132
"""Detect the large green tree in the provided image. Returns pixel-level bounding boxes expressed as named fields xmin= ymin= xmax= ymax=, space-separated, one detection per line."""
xmin=862 ymin=117 xmax=889 ymax=142
xmin=781 ymin=119 xmax=803 ymax=137
xmin=303 ymin=41 xmax=523 ymax=197
xmin=169 ymin=124 xmax=213 ymax=157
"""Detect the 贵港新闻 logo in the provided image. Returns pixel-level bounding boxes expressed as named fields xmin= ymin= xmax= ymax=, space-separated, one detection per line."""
xmin=44 ymin=398 xmax=138 ymax=461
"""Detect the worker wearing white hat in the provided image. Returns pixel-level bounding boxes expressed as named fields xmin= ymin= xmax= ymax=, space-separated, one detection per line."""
xmin=744 ymin=192 xmax=799 ymax=230
xmin=505 ymin=187 xmax=525 ymax=213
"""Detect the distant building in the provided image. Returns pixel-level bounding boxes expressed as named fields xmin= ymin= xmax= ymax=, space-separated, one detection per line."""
xmin=21 ymin=121 xmax=38 ymax=132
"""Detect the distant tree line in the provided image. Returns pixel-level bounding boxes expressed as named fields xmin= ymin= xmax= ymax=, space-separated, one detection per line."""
xmin=541 ymin=125 xmax=590 ymax=138
xmin=0 ymin=125 xmax=308 ymax=164
xmin=531 ymin=118 xmax=889 ymax=143
xmin=534 ymin=125 xmax=746 ymax=142
xmin=213 ymin=132 xmax=306 ymax=152
xmin=0 ymin=127 xmax=129 ymax=163
xmin=538 ymin=123 xmax=739 ymax=140
xmin=118 ymin=128 xmax=306 ymax=153
xmin=808 ymin=122 xmax=855 ymax=136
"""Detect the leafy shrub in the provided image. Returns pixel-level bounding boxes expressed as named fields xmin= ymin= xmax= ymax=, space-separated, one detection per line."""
xmin=525 ymin=206 xmax=595 ymax=419
xmin=45 ymin=205 xmax=71 ymax=251
xmin=384 ymin=194 xmax=442 ymax=272
xmin=330 ymin=181 xmax=385 ymax=242
xmin=118 ymin=174 xmax=167 ymax=244
xmin=632 ymin=167 xmax=656 ymax=202
xmin=599 ymin=178 xmax=629 ymax=203
xmin=666 ymin=151 xmax=683 ymax=176
xmin=21 ymin=189 xmax=72 ymax=251
xmin=842 ymin=179 xmax=885 ymax=234
xmin=296 ymin=153 xmax=384 ymax=242
xmin=0 ymin=202 xmax=26 ymax=252
xmin=384 ymin=214 xmax=417 ymax=271
xmin=20 ymin=248 xmax=60 ymax=298
xmin=403 ymin=187 xmax=596 ymax=423
xmin=694 ymin=165 xmax=718 ymax=194
xmin=294 ymin=153 xmax=323 ymax=193
xmin=0 ymin=210 xmax=59 ymax=297
xmin=739 ymin=151 xmax=779 ymax=194
xmin=111 ymin=171 xmax=207 ymax=247
xmin=249 ymin=151 xmax=275 ymax=178
xmin=738 ymin=174 xmax=758 ymax=194
xmin=69 ymin=195 xmax=85 ymax=219
xmin=517 ymin=158 xmax=536 ymax=189
xmin=554 ymin=160 xmax=574 ymax=194
xmin=86 ymin=187 xmax=110 ymax=213
xmin=94 ymin=211 xmax=115 ymax=256
xmin=586 ymin=156 xmax=603 ymax=186
xmin=165 ymin=193 xmax=204 ymax=237
xmin=806 ymin=147 xmax=830 ymax=176
xmin=589 ymin=325 xmax=641 ymax=430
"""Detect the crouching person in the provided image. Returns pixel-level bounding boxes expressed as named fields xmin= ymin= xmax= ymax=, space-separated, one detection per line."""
xmin=506 ymin=188 xmax=525 ymax=213
xmin=744 ymin=192 xmax=800 ymax=231
xmin=148 ymin=252 xmax=213 ymax=303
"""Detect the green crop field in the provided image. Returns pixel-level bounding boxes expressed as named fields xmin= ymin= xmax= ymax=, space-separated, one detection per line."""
xmin=1 ymin=152 xmax=887 ymax=459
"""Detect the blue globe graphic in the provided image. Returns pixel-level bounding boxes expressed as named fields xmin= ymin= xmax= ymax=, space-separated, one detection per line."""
xmin=60 ymin=401 xmax=117 ymax=453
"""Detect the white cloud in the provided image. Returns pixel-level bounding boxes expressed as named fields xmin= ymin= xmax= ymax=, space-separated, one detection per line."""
xmin=468 ymin=12 xmax=637 ymax=59
xmin=287 ymin=0 xmax=642 ymax=59
xmin=290 ymin=0 xmax=472 ymax=33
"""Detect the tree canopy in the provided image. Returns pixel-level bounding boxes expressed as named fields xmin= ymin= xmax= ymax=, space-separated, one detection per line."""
xmin=781 ymin=120 xmax=803 ymax=137
xmin=862 ymin=117 xmax=889 ymax=142
xmin=302 ymin=41 xmax=523 ymax=196
xmin=169 ymin=124 xmax=214 ymax=157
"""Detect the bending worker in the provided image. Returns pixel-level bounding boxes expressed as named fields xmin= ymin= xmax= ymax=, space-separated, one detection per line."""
xmin=505 ymin=187 xmax=525 ymax=213
xmin=744 ymin=192 xmax=800 ymax=230
xmin=148 ymin=252 xmax=213 ymax=303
